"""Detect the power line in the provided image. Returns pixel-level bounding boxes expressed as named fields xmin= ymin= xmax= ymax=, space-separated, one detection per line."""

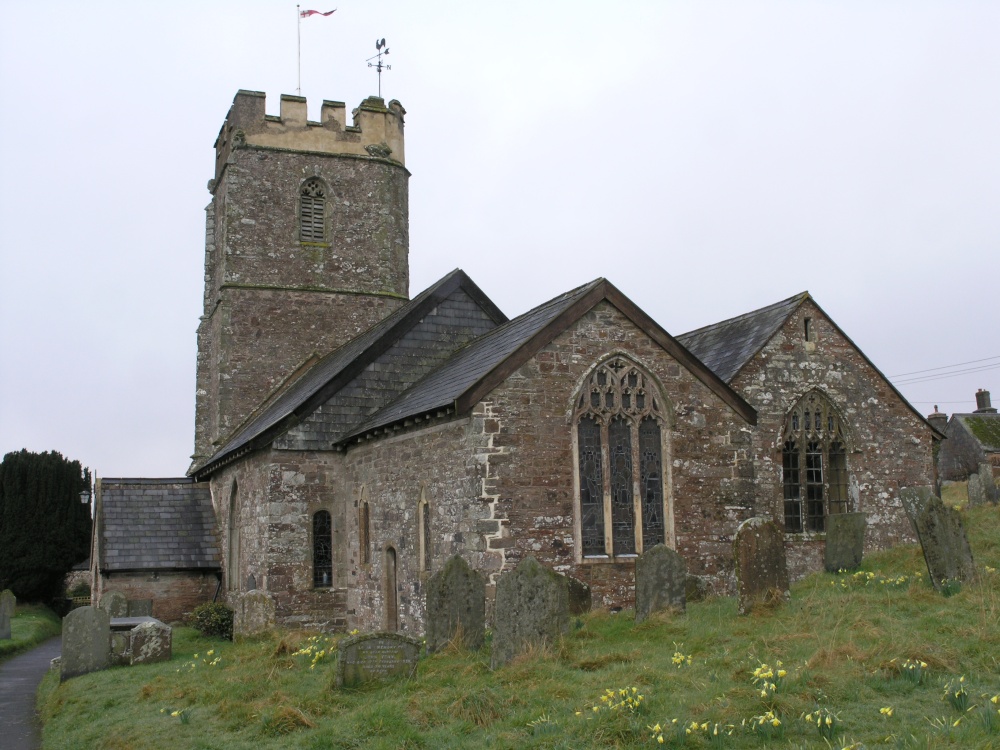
xmin=893 ymin=362 xmax=1000 ymax=386
xmin=889 ymin=354 xmax=1000 ymax=378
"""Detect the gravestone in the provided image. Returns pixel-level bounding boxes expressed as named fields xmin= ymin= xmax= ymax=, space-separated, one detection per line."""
xmin=232 ymin=590 xmax=275 ymax=637
xmin=110 ymin=631 xmax=131 ymax=666
xmin=61 ymin=606 xmax=110 ymax=681
xmin=127 ymin=599 xmax=153 ymax=617
xmin=915 ymin=494 xmax=976 ymax=591
xmin=566 ymin=576 xmax=592 ymax=615
xmin=335 ymin=632 xmax=421 ymax=688
xmin=130 ymin=620 xmax=172 ymax=665
xmin=98 ymin=590 xmax=127 ymax=618
xmin=490 ymin=556 xmax=570 ymax=669
xmin=978 ymin=463 xmax=998 ymax=504
xmin=824 ymin=512 xmax=867 ymax=572
xmin=967 ymin=474 xmax=985 ymax=507
xmin=733 ymin=517 xmax=789 ymax=616
xmin=900 ymin=486 xmax=935 ymax=533
xmin=685 ymin=575 xmax=709 ymax=603
xmin=0 ymin=589 xmax=15 ymax=640
xmin=635 ymin=544 xmax=687 ymax=623
xmin=424 ymin=555 xmax=486 ymax=653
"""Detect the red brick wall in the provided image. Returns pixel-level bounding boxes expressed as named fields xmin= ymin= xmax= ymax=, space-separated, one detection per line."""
xmin=96 ymin=571 xmax=219 ymax=624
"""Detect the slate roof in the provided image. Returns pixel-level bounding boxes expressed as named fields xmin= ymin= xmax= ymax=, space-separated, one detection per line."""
xmin=342 ymin=279 xmax=605 ymax=441
xmin=955 ymin=413 xmax=1000 ymax=452
xmin=676 ymin=293 xmax=808 ymax=383
xmin=343 ymin=278 xmax=757 ymax=443
xmin=192 ymin=269 xmax=506 ymax=477
xmin=98 ymin=478 xmax=220 ymax=571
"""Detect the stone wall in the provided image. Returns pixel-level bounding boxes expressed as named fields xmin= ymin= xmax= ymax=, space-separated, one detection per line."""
xmin=473 ymin=302 xmax=755 ymax=608
xmin=731 ymin=299 xmax=935 ymax=580
xmin=938 ymin=417 xmax=991 ymax=482
xmin=193 ymin=95 xmax=410 ymax=463
xmin=94 ymin=571 xmax=218 ymax=624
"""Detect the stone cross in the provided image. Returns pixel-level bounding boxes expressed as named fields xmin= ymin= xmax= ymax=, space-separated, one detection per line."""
xmin=915 ymin=494 xmax=976 ymax=592
xmin=61 ymin=606 xmax=111 ymax=681
xmin=733 ymin=517 xmax=789 ymax=616
xmin=490 ymin=556 xmax=570 ymax=669
xmin=634 ymin=544 xmax=687 ymax=623
xmin=824 ymin=512 xmax=867 ymax=572
xmin=0 ymin=589 xmax=16 ymax=640
xmin=424 ymin=555 xmax=486 ymax=653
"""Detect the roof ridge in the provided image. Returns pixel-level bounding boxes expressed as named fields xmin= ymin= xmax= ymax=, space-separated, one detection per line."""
xmin=679 ymin=291 xmax=808 ymax=339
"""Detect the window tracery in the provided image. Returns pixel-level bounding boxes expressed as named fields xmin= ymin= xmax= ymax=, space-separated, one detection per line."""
xmin=574 ymin=356 xmax=670 ymax=557
xmin=781 ymin=391 xmax=849 ymax=532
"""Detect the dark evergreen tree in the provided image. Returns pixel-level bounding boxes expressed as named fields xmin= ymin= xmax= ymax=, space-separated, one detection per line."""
xmin=0 ymin=450 xmax=92 ymax=601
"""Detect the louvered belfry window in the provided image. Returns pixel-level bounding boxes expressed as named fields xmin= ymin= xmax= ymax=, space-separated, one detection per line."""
xmin=781 ymin=390 xmax=850 ymax=533
xmin=299 ymin=178 xmax=326 ymax=242
xmin=574 ymin=356 xmax=669 ymax=557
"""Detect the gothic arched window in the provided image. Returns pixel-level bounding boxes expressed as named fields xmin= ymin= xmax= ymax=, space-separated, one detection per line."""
xmin=417 ymin=491 xmax=431 ymax=573
xmin=313 ymin=510 xmax=333 ymax=587
xmin=299 ymin=178 xmax=326 ymax=243
xmin=359 ymin=498 xmax=371 ymax=565
xmin=227 ymin=482 xmax=240 ymax=591
xmin=573 ymin=356 xmax=670 ymax=557
xmin=782 ymin=391 xmax=849 ymax=533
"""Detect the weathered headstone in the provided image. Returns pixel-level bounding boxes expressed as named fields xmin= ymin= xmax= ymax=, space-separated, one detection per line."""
xmin=685 ymin=575 xmax=709 ymax=603
xmin=978 ymin=463 xmax=998 ymax=504
xmin=635 ymin=544 xmax=687 ymax=623
xmin=915 ymin=494 xmax=976 ymax=591
xmin=127 ymin=599 xmax=153 ymax=617
xmin=490 ymin=556 xmax=569 ymax=669
xmin=0 ymin=589 xmax=15 ymax=640
xmin=824 ymin=512 xmax=867 ymax=572
xmin=424 ymin=555 xmax=486 ymax=653
xmin=733 ymin=517 xmax=789 ymax=616
xmin=335 ymin=632 xmax=421 ymax=688
xmin=967 ymin=473 xmax=985 ymax=507
xmin=130 ymin=620 xmax=172 ymax=665
xmin=566 ymin=575 xmax=592 ymax=615
xmin=98 ymin=590 xmax=127 ymax=618
xmin=232 ymin=590 xmax=275 ymax=637
xmin=61 ymin=606 xmax=110 ymax=681
xmin=900 ymin=486 xmax=935 ymax=533
xmin=110 ymin=631 xmax=131 ymax=666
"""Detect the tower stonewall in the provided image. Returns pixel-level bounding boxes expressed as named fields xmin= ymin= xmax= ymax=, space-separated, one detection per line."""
xmin=192 ymin=91 xmax=409 ymax=468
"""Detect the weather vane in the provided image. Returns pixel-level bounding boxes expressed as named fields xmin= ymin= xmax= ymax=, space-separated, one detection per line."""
xmin=367 ymin=38 xmax=391 ymax=98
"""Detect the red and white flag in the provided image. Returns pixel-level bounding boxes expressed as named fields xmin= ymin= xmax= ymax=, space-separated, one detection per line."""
xmin=300 ymin=8 xmax=336 ymax=17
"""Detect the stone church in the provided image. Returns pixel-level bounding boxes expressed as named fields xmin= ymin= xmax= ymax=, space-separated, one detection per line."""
xmin=91 ymin=90 xmax=941 ymax=633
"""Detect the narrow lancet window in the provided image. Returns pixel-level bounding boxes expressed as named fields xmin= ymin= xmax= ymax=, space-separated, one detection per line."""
xmin=577 ymin=415 xmax=605 ymax=556
xmin=313 ymin=510 xmax=333 ymax=587
xmin=300 ymin=178 xmax=326 ymax=242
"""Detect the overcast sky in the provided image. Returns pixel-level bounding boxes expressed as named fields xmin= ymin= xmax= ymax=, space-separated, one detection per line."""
xmin=1 ymin=1 xmax=997 ymax=478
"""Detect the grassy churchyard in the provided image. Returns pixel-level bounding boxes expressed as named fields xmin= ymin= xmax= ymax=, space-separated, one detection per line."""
xmin=37 ymin=494 xmax=1000 ymax=749
xmin=0 ymin=604 xmax=60 ymax=662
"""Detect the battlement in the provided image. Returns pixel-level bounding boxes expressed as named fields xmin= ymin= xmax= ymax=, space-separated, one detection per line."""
xmin=213 ymin=90 xmax=406 ymax=181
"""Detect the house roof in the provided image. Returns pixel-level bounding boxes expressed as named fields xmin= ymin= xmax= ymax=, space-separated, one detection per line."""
xmin=677 ymin=293 xmax=808 ymax=383
xmin=98 ymin=478 xmax=219 ymax=572
xmin=342 ymin=278 xmax=757 ymax=444
xmin=953 ymin=413 xmax=1000 ymax=452
xmin=191 ymin=269 xmax=506 ymax=478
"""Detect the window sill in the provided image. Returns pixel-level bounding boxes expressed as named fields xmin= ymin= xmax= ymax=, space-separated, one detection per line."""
xmin=299 ymin=241 xmax=331 ymax=248
xmin=581 ymin=554 xmax=640 ymax=565
xmin=784 ymin=531 xmax=827 ymax=542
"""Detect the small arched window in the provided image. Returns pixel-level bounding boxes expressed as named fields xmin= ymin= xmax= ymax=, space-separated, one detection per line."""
xmin=299 ymin=178 xmax=326 ymax=242
xmin=573 ymin=356 xmax=671 ymax=557
xmin=313 ymin=510 xmax=332 ymax=588
xmin=227 ymin=482 xmax=241 ymax=591
xmin=782 ymin=390 xmax=849 ymax=532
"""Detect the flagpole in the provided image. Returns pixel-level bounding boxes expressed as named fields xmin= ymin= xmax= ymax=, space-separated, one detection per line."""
xmin=297 ymin=5 xmax=302 ymax=95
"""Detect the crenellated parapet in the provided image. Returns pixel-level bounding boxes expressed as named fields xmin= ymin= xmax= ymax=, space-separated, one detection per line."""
xmin=213 ymin=90 xmax=406 ymax=182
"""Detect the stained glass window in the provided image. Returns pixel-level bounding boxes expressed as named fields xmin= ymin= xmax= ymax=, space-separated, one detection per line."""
xmin=574 ymin=357 xmax=669 ymax=557
xmin=313 ymin=510 xmax=332 ymax=587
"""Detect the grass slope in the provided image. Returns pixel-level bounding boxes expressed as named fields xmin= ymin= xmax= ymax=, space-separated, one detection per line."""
xmin=0 ymin=604 xmax=60 ymax=661
xmin=38 ymin=503 xmax=1000 ymax=750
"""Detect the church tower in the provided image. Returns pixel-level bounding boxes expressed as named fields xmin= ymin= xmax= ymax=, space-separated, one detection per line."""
xmin=192 ymin=91 xmax=409 ymax=467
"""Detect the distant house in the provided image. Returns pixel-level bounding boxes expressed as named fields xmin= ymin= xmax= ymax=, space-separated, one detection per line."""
xmin=91 ymin=478 xmax=220 ymax=622
xmin=936 ymin=390 xmax=1000 ymax=482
